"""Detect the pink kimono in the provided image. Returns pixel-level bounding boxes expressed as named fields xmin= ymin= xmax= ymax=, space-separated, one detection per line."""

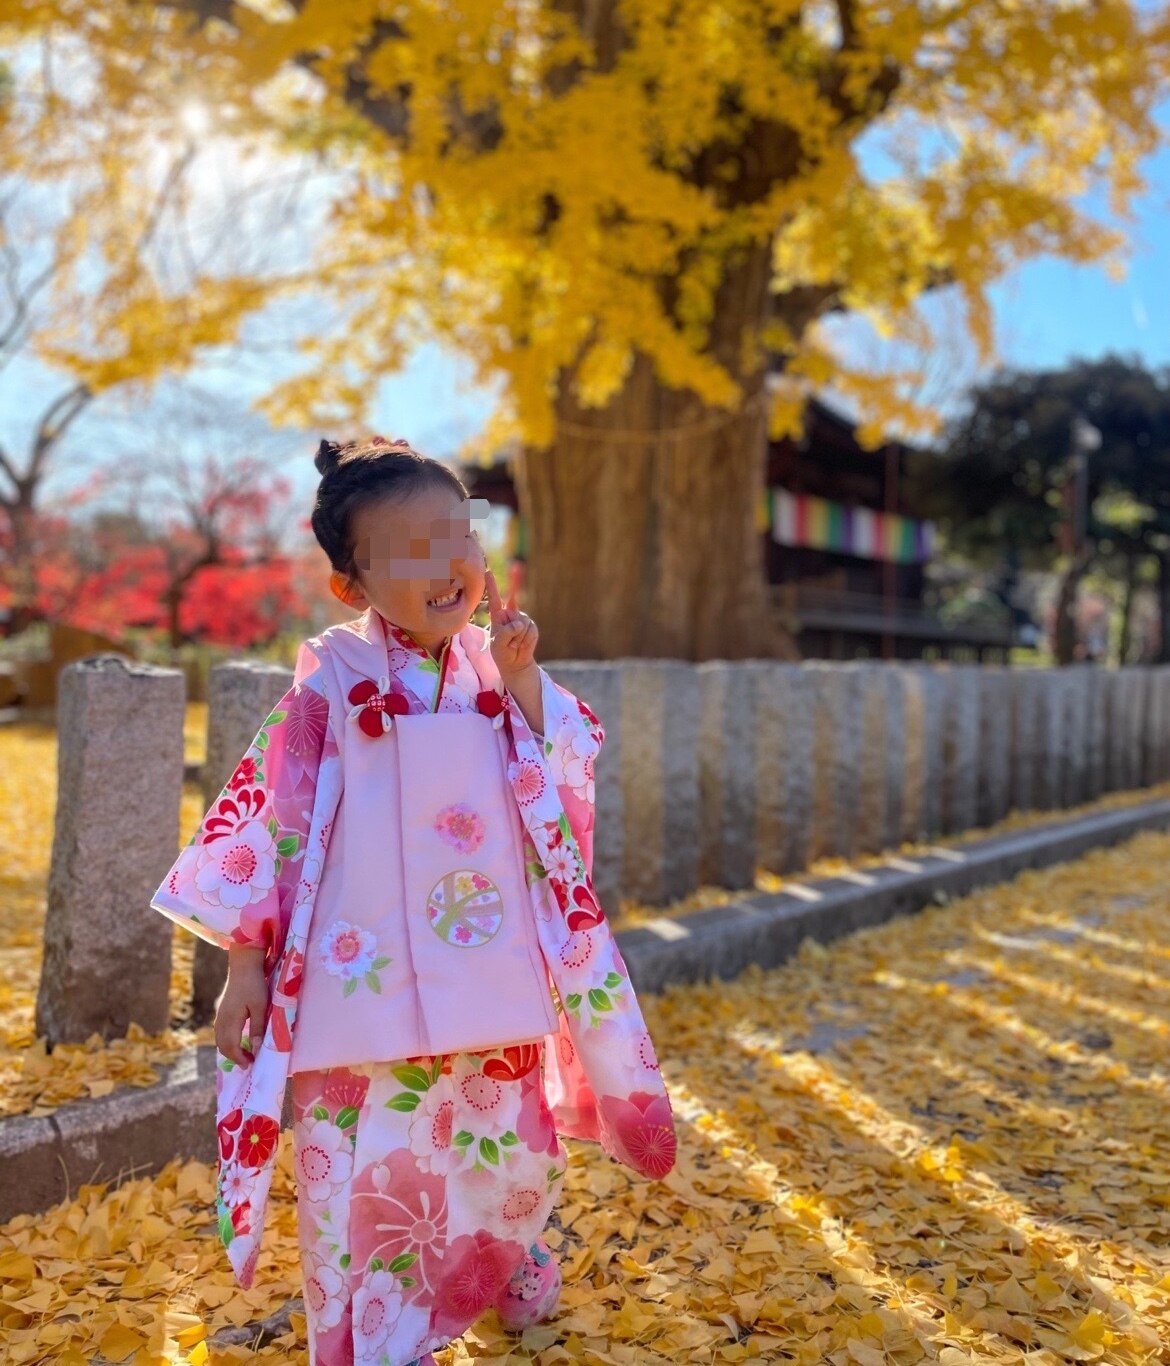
xmin=150 ymin=607 xmax=676 ymax=1365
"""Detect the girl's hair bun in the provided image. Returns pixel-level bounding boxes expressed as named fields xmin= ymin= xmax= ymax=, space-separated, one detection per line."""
xmin=314 ymin=438 xmax=344 ymax=475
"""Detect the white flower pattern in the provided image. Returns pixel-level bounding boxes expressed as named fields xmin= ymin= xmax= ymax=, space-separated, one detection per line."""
xmin=408 ymin=1074 xmax=457 ymax=1174
xmin=293 ymin=1115 xmax=354 ymax=1203
xmin=220 ymin=1167 xmax=252 ymax=1209
xmin=545 ymin=842 xmax=580 ymax=883
xmin=194 ymin=819 xmax=277 ymax=911
xmin=303 ymin=1256 xmax=347 ymax=1331
xmin=554 ymin=722 xmax=598 ymax=804
xmin=454 ymin=1065 xmax=523 ymax=1147
xmin=353 ymin=1269 xmax=403 ymax=1360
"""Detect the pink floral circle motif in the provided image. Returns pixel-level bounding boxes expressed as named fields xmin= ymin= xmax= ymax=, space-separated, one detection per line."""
xmin=434 ymin=803 xmax=486 ymax=854
xmin=502 ymin=1188 xmax=542 ymax=1222
xmin=285 ymin=685 xmax=330 ymax=755
xmin=427 ymin=870 xmax=503 ymax=947
xmin=459 ymin=1072 xmax=503 ymax=1114
xmin=351 ymin=1149 xmax=447 ymax=1298
xmin=508 ymin=758 xmax=545 ymax=805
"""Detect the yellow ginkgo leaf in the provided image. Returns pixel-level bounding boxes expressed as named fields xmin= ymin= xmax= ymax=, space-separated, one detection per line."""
xmin=97 ymin=1323 xmax=147 ymax=1363
xmin=846 ymin=1338 xmax=888 ymax=1366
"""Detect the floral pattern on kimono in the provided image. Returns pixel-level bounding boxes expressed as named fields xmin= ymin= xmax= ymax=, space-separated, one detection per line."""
xmin=150 ymin=608 xmax=675 ymax=1290
xmin=292 ymin=1044 xmax=565 ymax=1365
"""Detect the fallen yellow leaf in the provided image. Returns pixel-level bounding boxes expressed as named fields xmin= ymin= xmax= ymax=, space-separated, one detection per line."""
xmin=97 ymin=1323 xmax=147 ymax=1362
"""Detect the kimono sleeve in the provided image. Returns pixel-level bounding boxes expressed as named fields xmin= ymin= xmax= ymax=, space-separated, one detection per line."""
xmin=149 ymin=642 xmax=336 ymax=955
xmin=507 ymin=667 xmax=604 ymax=875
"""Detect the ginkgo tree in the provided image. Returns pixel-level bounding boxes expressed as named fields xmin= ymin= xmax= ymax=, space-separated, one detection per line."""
xmin=3 ymin=0 xmax=1168 ymax=658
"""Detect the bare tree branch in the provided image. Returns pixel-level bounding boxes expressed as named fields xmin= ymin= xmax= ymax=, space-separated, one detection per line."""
xmin=31 ymin=383 xmax=93 ymax=474
xmin=174 ymin=0 xmax=238 ymax=27
xmin=836 ymin=0 xmax=858 ymax=50
xmin=0 ymin=202 xmax=62 ymax=363
xmin=137 ymin=141 xmax=199 ymax=257
xmin=764 ymin=264 xmax=957 ymax=370
xmin=0 ymin=385 xmax=92 ymax=510
xmin=0 ymin=442 xmax=23 ymax=501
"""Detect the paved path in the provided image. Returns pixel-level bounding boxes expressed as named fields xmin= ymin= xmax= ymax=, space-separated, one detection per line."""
xmin=2 ymin=831 xmax=1169 ymax=1364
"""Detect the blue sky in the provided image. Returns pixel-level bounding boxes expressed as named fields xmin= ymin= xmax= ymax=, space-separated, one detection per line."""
xmin=966 ymin=126 xmax=1169 ymax=372
xmin=985 ymin=171 xmax=1168 ymax=370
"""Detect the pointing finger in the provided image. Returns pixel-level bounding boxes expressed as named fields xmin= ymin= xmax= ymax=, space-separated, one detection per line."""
xmin=484 ymin=568 xmax=505 ymax=621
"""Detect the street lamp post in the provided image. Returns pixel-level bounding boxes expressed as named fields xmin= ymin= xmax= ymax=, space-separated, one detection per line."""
xmin=1069 ymin=415 xmax=1101 ymax=555
xmin=1054 ymin=414 xmax=1102 ymax=665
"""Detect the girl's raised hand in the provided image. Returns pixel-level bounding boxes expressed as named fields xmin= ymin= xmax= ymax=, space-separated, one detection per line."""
xmin=485 ymin=567 xmax=538 ymax=678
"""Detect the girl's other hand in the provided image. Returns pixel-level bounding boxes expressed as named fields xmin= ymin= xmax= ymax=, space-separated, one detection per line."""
xmin=215 ymin=945 xmax=269 ymax=1066
xmin=485 ymin=567 xmax=538 ymax=678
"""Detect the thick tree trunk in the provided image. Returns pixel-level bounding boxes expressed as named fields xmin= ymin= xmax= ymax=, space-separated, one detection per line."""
xmin=167 ymin=584 xmax=184 ymax=652
xmin=4 ymin=497 xmax=40 ymax=637
xmin=1158 ymin=552 xmax=1170 ymax=664
xmin=1118 ymin=550 xmax=1138 ymax=665
xmin=515 ymin=244 xmax=790 ymax=661
xmin=1053 ymin=551 xmax=1092 ymax=666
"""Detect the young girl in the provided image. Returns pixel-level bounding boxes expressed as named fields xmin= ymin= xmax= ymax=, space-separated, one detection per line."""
xmin=150 ymin=436 xmax=676 ymax=1366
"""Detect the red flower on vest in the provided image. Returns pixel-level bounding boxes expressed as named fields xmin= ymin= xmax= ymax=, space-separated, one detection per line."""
xmin=347 ymin=678 xmax=410 ymax=737
xmin=476 ymin=689 xmax=511 ymax=731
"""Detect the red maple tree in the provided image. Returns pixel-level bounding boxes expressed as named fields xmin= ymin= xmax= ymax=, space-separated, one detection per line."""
xmin=1 ymin=472 xmax=319 ymax=648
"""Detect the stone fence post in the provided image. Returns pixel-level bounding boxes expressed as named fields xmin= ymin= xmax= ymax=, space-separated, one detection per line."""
xmin=619 ymin=661 xmax=701 ymax=907
xmin=1060 ymin=667 xmax=1092 ymax=806
xmin=806 ymin=662 xmax=863 ymax=862
xmin=698 ymin=661 xmax=759 ymax=890
xmin=1084 ymin=666 xmax=1108 ymax=801
xmin=977 ymin=667 xmax=1012 ymax=828
xmin=35 ymin=656 xmax=185 ymax=1045
xmin=855 ymin=664 xmax=902 ymax=856
xmin=939 ymin=664 xmax=981 ymax=835
xmin=896 ymin=666 xmax=944 ymax=842
xmin=1107 ymin=670 xmax=1145 ymax=792
xmin=751 ymin=662 xmax=813 ymax=875
xmin=1036 ymin=669 xmax=1067 ymax=810
xmin=1010 ymin=669 xmax=1044 ymax=811
xmin=1143 ymin=665 xmax=1170 ymax=786
xmin=190 ymin=661 xmax=294 ymax=1024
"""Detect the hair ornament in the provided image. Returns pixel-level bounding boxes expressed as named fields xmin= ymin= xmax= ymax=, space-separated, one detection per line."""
xmin=314 ymin=438 xmax=344 ymax=474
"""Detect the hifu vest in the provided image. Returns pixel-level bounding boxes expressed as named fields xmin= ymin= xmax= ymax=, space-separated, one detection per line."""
xmin=289 ymin=702 xmax=558 ymax=1072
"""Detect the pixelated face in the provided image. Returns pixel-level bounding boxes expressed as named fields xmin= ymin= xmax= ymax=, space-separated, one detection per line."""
xmin=344 ymin=485 xmax=490 ymax=651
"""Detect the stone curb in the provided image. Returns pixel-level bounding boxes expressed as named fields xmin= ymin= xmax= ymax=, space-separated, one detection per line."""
xmin=4 ymin=796 xmax=1170 ymax=1224
xmin=620 ymin=796 xmax=1170 ymax=992
xmin=0 ymin=1044 xmax=220 ymax=1225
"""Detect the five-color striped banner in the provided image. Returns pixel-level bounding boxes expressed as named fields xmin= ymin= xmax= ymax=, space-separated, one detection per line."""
xmin=769 ymin=489 xmax=935 ymax=565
